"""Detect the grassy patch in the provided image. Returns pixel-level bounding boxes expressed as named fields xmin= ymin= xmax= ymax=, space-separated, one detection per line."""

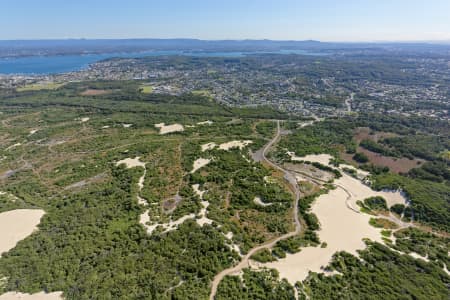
xmin=17 ymin=82 xmax=64 ymax=92
xmin=139 ymin=85 xmax=153 ymax=94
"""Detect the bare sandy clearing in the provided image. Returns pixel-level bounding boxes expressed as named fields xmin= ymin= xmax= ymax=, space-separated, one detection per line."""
xmin=225 ymin=232 xmax=234 ymax=240
xmin=154 ymin=123 xmax=184 ymax=135
xmin=287 ymin=152 xmax=333 ymax=165
xmin=191 ymin=158 xmax=211 ymax=173
xmin=201 ymin=142 xmax=217 ymax=152
xmin=116 ymin=157 xmax=145 ymax=169
xmin=335 ymin=173 xmax=407 ymax=211
xmin=192 ymin=184 xmax=213 ymax=226
xmin=29 ymin=129 xmax=38 ymax=135
xmin=122 ymin=124 xmax=133 ymax=128
xmin=408 ymin=252 xmax=430 ymax=262
xmin=192 ymin=184 xmax=206 ymax=199
xmin=80 ymin=117 xmax=90 ymax=123
xmin=219 ymin=140 xmax=252 ymax=151
xmin=101 ymin=125 xmax=110 ymax=129
xmin=0 ymin=292 xmax=63 ymax=300
xmin=264 ymin=182 xmax=383 ymax=284
xmin=197 ymin=120 xmax=213 ymax=125
xmin=197 ymin=200 xmax=213 ymax=226
xmin=143 ymin=213 xmax=196 ymax=235
xmin=253 ymin=196 xmax=273 ymax=207
xmin=0 ymin=209 xmax=45 ymax=255
xmin=298 ymin=121 xmax=314 ymax=128
xmin=263 ymin=162 xmax=407 ymax=284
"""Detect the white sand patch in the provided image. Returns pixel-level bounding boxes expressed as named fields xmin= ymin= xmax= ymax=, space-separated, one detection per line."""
xmin=287 ymin=152 xmax=333 ymax=165
xmin=197 ymin=120 xmax=213 ymax=125
xmin=80 ymin=117 xmax=90 ymax=123
xmin=0 ymin=192 xmax=19 ymax=202
xmin=408 ymin=252 xmax=430 ymax=262
xmin=298 ymin=121 xmax=314 ymax=128
xmin=192 ymin=184 xmax=213 ymax=226
xmin=223 ymin=232 xmax=241 ymax=256
xmin=101 ymin=125 xmax=110 ymax=129
xmin=122 ymin=123 xmax=133 ymax=128
xmin=0 ymin=209 xmax=45 ymax=255
xmin=191 ymin=158 xmax=211 ymax=173
xmin=29 ymin=129 xmax=38 ymax=135
xmin=197 ymin=200 xmax=213 ymax=226
xmin=335 ymin=173 xmax=407 ymax=212
xmin=263 ymin=171 xmax=407 ymax=284
xmin=219 ymin=140 xmax=253 ymax=151
xmin=5 ymin=143 xmax=21 ymax=151
xmin=377 ymin=189 xmax=409 ymax=208
xmin=154 ymin=123 xmax=184 ymax=134
xmin=201 ymin=142 xmax=217 ymax=152
xmin=192 ymin=184 xmax=206 ymax=199
xmin=138 ymin=171 xmax=146 ymax=190
xmin=140 ymin=209 xmax=151 ymax=226
xmin=185 ymin=125 xmax=196 ymax=128
xmin=142 ymin=214 xmax=197 ymax=235
xmin=0 ymin=292 xmax=63 ymax=300
xmin=253 ymin=196 xmax=273 ymax=207
xmin=116 ymin=157 xmax=145 ymax=169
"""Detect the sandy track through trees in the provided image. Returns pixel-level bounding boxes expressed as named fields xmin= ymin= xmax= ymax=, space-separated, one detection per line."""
xmin=209 ymin=120 xmax=302 ymax=300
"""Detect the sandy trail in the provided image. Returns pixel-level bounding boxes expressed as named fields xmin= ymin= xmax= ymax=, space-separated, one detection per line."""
xmin=209 ymin=121 xmax=301 ymax=300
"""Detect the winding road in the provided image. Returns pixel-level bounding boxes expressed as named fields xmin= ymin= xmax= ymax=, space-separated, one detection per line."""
xmin=209 ymin=120 xmax=302 ymax=300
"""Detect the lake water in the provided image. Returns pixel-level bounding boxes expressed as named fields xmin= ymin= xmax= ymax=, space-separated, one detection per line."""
xmin=0 ymin=49 xmax=326 ymax=75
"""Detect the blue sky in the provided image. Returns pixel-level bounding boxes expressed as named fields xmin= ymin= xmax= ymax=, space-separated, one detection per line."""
xmin=1 ymin=0 xmax=449 ymax=41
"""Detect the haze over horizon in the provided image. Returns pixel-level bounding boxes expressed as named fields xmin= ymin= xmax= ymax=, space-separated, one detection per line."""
xmin=2 ymin=0 xmax=450 ymax=42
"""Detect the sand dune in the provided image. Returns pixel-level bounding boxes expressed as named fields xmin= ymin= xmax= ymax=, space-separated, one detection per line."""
xmin=264 ymin=179 xmax=383 ymax=284
xmin=116 ymin=157 xmax=145 ymax=168
xmin=253 ymin=196 xmax=273 ymax=207
xmin=219 ymin=140 xmax=252 ymax=151
xmin=0 ymin=209 xmax=45 ymax=256
xmin=263 ymin=156 xmax=407 ymax=284
xmin=201 ymin=142 xmax=217 ymax=152
xmin=154 ymin=123 xmax=184 ymax=134
xmin=191 ymin=158 xmax=211 ymax=173
xmin=192 ymin=184 xmax=213 ymax=226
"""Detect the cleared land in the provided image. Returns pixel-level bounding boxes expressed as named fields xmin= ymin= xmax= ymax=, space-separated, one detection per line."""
xmin=0 ymin=209 xmax=45 ymax=255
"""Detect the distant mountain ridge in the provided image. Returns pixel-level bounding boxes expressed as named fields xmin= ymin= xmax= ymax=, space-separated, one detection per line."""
xmin=0 ymin=38 xmax=449 ymax=58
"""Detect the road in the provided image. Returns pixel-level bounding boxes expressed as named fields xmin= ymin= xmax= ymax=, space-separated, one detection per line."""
xmin=209 ymin=120 xmax=302 ymax=300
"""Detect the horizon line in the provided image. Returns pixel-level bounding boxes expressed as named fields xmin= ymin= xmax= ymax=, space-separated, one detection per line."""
xmin=0 ymin=37 xmax=449 ymax=44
